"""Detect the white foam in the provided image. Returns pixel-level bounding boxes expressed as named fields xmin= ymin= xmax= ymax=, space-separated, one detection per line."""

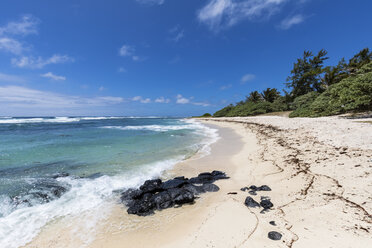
xmin=102 ymin=124 xmax=195 ymax=132
xmin=0 ymin=117 xmax=128 ymax=124
xmin=0 ymin=157 xmax=182 ymax=248
xmin=181 ymin=119 xmax=220 ymax=157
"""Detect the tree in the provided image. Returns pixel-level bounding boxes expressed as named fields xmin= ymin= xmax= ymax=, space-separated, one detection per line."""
xmin=246 ymin=91 xmax=262 ymax=103
xmin=261 ymin=88 xmax=281 ymax=103
xmin=348 ymin=48 xmax=372 ymax=74
xmin=322 ymin=58 xmax=349 ymax=87
xmin=286 ymin=49 xmax=329 ymax=98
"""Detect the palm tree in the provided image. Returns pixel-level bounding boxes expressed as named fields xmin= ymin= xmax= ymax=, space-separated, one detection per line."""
xmin=261 ymin=88 xmax=281 ymax=103
xmin=246 ymin=91 xmax=262 ymax=103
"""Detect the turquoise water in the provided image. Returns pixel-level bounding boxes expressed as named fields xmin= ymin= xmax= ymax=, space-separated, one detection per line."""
xmin=0 ymin=117 xmax=218 ymax=248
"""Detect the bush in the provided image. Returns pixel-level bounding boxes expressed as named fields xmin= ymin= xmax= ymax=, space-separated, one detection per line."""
xmin=289 ymin=92 xmax=320 ymax=117
xmin=290 ymin=62 xmax=372 ymax=117
xmin=201 ymin=113 xmax=212 ymax=117
xmin=213 ymin=104 xmax=234 ymax=117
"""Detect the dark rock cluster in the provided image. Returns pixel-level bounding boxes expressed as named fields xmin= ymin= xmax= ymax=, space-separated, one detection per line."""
xmin=241 ymin=184 xmax=271 ymax=195
xmin=121 ymin=171 xmax=229 ymax=216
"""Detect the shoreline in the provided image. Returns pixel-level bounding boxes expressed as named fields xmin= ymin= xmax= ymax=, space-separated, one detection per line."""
xmin=26 ymin=116 xmax=372 ymax=247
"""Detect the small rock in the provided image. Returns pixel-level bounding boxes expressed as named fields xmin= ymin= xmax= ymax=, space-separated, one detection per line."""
xmin=269 ymin=221 xmax=276 ymax=226
xmin=244 ymin=196 xmax=260 ymax=208
xmin=257 ymin=185 xmax=271 ymax=191
xmin=248 ymin=190 xmax=257 ymax=195
xmin=240 ymin=187 xmax=249 ymax=192
xmin=227 ymin=192 xmax=237 ymax=195
xmin=260 ymin=199 xmax=274 ymax=209
xmin=268 ymin=231 xmax=282 ymax=240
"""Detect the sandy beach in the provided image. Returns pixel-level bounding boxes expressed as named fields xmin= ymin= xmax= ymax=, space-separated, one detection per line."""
xmin=25 ymin=116 xmax=372 ymax=248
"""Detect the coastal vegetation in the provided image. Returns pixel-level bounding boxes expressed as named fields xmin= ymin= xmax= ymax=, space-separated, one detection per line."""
xmin=213 ymin=48 xmax=372 ymax=118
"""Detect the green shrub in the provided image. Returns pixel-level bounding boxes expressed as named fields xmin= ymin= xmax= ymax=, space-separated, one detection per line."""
xmin=201 ymin=113 xmax=212 ymax=117
xmin=289 ymin=92 xmax=320 ymax=117
xmin=290 ymin=62 xmax=372 ymax=117
xmin=213 ymin=104 xmax=234 ymax=117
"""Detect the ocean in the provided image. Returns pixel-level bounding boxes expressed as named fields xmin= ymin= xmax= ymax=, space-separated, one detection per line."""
xmin=0 ymin=117 xmax=218 ymax=248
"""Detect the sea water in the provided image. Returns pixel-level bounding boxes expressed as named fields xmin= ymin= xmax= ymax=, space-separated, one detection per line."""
xmin=0 ymin=117 xmax=218 ymax=248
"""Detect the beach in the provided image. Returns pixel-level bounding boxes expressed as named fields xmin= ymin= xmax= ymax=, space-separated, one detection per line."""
xmin=24 ymin=115 xmax=372 ymax=247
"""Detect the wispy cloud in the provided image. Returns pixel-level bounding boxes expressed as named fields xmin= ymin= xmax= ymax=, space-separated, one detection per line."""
xmin=0 ymin=15 xmax=74 ymax=69
xmin=118 ymin=67 xmax=127 ymax=73
xmin=11 ymin=54 xmax=74 ymax=69
xmin=176 ymin=94 xmax=190 ymax=104
xmin=0 ymin=15 xmax=38 ymax=55
xmin=0 ymin=85 xmax=124 ymax=110
xmin=155 ymin=97 xmax=171 ymax=103
xmin=135 ymin=0 xmax=165 ymax=5
xmin=132 ymin=96 xmax=151 ymax=103
xmin=0 ymin=37 xmax=25 ymax=55
xmin=198 ymin=0 xmax=289 ymax=32
xmin=176 ymin=94 xmax=210 ymax=107
xmin=169 ymin=25 xmax=185 ymax=42
xmin=279 ymin=14 xmax=305 ymax=29
xmin=119 ymin=45 xmax=135 ymax=57
xmin=41 ymin=72 xmax=66 ymax=81
xmin=119 ymin=44 xmax=145 ymax=62
xmin=0 ymin=73 xmax=26 ymax=83
xmin=220 ymin=84 xmax=232 ymax=90
xmin=241 ymin=73 xmax=255 ymax=84
xmin=0 ymin=15 xmax=39 ymax=36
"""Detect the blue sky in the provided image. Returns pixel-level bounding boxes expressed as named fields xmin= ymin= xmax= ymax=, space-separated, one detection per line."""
xmin=0 ymin=0 xmax=371 ymax=116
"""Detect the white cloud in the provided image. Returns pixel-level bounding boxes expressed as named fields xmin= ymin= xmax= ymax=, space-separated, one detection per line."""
xmin=119 ymin=45 xmax=145 ymax=62
xmin=99 ymin=86 xmax=105 ymax=91
xmin=132 ymin=55 xmax=146 ymax=62
xmin=176 ymin=94 xmax=190 ymax=104
xmin=119 ymin=45 xmax=134 ymax=57
xmin=279 ymin=14 xmax=305 ymax=29
xmin=155 ymin=97 xmax=170 ymax=103
xmin=198 ymin=0 xmax=288 ymax=31
xmin=11 ymin=54 xmax=74 ymax=69
xmin=118 ymin=67 xmax=126 ymax=73
xmin=220 ymin=84 xmax=232 ymax=90
xmin=176 ymin=94 xmax=210 ymax=107
xmin=0 ymin=85 xmax=124 ymax=110
xmin=169 ymin=25 xmax=184 ymax=42
xmin=0 ymin=37 xmax=25 ymax=54
xmin=135 ymin=0 xmax=165 ymax=5
xmin=132 ymin=96 xmax=151 ymax=103
xmin=241 ymin=73 xmax=255 ymax=83
xmin=0 ymin=15 xmax=39 ymax=36
xmin=0 ymin=73 xmax=26 ymax=83
xmin=41 ymin=72 xmax=66 ymax=81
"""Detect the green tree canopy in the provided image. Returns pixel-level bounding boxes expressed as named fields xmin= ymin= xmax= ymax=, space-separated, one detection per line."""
xmin=261 ymin=88 xmax=281 ymax=103
xmin=246 ymin=91 xmax=262 ymax=103
xmin=348 ymin=48 xmax=372 ymax=74
xmin=286 ymin=49 xmax=329 ymax=98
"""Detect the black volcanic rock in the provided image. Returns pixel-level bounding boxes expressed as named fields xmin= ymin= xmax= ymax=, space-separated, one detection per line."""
xmin=244 ymin=196 xmax=260 ymax=208
xmin=268 ymin=231 xmax=282 ymax=240
xmin=260 ymin=199 xmax=274 ymax=209
xmin=257 ymin=185 xmax=271 ymax=191
xmin=202 ymin=183 xmax=220 ymax=192
xmin=161 ymin=178 xmax=188 ymax=190
xmin=140 ymin=179 xmax=163 ymax=194
xmin=121 ymin=171 xmax=228 ymax=216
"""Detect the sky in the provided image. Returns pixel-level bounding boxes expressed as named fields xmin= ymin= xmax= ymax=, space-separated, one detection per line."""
xmin=0 ymin=0 xmax=371 ymax=117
